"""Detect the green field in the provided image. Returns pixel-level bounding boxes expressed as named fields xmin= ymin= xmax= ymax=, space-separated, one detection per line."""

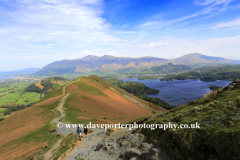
xmin=0 ymin=108 xmax=7 ymax=113
xmin=0 ymin=79 xmax=43 ymax=117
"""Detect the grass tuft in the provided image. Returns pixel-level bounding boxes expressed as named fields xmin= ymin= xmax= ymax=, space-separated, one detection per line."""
xmin=203 ymin=90 xmax=217 ymax=102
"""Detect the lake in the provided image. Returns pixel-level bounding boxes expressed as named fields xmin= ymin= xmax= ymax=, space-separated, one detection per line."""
xmin=121 ymin=78 xmax=231 ymax=106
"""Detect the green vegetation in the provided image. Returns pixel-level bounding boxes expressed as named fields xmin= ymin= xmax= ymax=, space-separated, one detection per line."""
xmin=25 ymin=76 xmax=70 ymax=94
xmin=74 ymin=79 xmax=106 ymax=96
xmin=105 ymin=78 xmax=173 ymax=110
xmin=209 ymin=85 xmax=221 ymax=91
xmin=137 ymin=79 xmax=240 ymax=160
xmin=0 ymin=79 xmax=40 ymax=106
xmin=138 ymin=95 xmax=174 ymax=109
xmin=112 ymin=63 xmax=192 ymax=76
xmin=51 ymin=133 xmax=78 ymax=160
xmin=160 ymin=65 xmax=240 ymax=81
xmin=0 ymin=78 xmax=43 ymax=118
xmin=40 ymin=85 xmax=64 ymax=102
xmin=137 ymin=76 xmax=161 ymax=80
xmin=1 ymin=103 xmax=33 ymax=115
xmin=105 ymin=78 xmax=159 ymax=95
xmin=60 ymin=92 xmax=94 ymax=125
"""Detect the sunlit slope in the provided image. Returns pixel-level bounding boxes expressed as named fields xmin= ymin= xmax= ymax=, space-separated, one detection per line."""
xmin=0 ymin=106 xmax=57 ymax=160
xmin=62 ymin=75 xmax=166 ymax=124
xmin=0 ymin=75 xmax=166 ymax=159
xmin=0 ymin=85 xmax=66 ymax=159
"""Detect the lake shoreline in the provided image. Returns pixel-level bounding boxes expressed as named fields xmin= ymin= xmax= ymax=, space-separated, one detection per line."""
xmin=121 ymin=78 xmax=231 ymax=106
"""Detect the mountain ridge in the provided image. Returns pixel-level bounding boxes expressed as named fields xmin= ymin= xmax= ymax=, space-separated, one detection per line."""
xmin=34 ymin=53 xmax=235 ymax=76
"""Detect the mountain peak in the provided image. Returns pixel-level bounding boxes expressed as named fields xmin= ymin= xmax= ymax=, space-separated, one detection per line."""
xmin=173 ymin=53 xmax=230 ymax=64
xmin=82 ymin=55 xmax=99 ymax=60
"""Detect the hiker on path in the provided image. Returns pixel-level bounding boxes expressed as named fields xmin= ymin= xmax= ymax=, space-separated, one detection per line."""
xmin=84 ymin=127 xmax=88 ymax=136
xmin=76 ymin=127 xmax=82 ymax=141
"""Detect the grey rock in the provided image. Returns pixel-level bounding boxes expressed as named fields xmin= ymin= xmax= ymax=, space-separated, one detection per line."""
xmin=138 ymin=143 xmax=153 ymax=151
xmin=95 ymin=143 xmax=104 ymax=151
xmin=125 ymin=148 xmax=142 ymax=159
xmin=103 ymin=145 xmax=111 ymax=151
xmin=120 ymin=140 xmax=129 ymax=147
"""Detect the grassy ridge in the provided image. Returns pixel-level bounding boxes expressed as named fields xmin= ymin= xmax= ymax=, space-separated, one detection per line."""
xmin=73 ymin=79 xmax=106 ymax=96
xmin=138 ymin=79 xmax=240 ymax=159
xmin=60 ymin=92 xmax=94 ymax=125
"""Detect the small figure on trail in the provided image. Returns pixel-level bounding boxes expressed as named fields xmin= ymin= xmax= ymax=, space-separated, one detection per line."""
xmin=76 ymin=126 xmax=82 ymax=141
xmin=84 ymin=127 xmax=88 ymax=136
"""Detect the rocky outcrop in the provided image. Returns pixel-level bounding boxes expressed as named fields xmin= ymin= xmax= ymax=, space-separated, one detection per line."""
xmin=92 ymin=129 xmax=170 ymax=160
xmin=65 ymin=128 xmax=170 ymax=160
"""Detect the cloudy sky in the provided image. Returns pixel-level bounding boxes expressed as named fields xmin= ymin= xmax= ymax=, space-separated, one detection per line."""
xmin=0 ymin=0 xmax=240 ymax=71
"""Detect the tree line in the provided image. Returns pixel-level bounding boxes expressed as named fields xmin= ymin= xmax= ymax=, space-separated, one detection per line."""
xmin=1 ymin=103 xmax=34 ymax=115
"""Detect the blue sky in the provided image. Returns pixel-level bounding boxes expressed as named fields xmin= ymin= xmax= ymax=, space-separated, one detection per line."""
xmin=0 ymin=0 xmax=240 ymax=71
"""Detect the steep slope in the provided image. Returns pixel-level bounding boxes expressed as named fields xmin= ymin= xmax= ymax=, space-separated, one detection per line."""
xmin=25 ymin=77 xmax=70 ymax=94
xmin=60 ymin=75 xmax=166 ymax=124
xmin=0 ymin=105 xmax=58 ymax=160
xmin=0 ymin=75 xmax=166 ymax=159
xmin=172 ymin=53 xmax=232 ymax=65
xmin=35 ymin=55 xmax=169 ymax=75
xmin=137 ymin=79 xmax=240 ymax=160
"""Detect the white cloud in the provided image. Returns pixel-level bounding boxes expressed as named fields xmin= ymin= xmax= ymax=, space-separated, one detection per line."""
xmin=139 ymin=0 xmax=233 ymax=29
xmin=212 ymin=18 xmax=240 ymax=29
xmin=0 ymin=0 xmax=119 ymax=58
xmin=195 ymin=0 xmax=232 ymax=6
xmin=114 ymin=36 xmax=240 ymax=59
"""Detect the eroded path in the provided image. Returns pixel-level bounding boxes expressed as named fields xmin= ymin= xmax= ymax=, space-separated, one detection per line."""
xmin=44 ymin=82 xmax=73 ymax=160
xmin=45 ymin=77 xmax=170 ymax=160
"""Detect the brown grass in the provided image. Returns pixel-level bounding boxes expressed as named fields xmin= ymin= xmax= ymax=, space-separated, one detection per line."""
xmin=66 ymin=84 xmax=79 ymax=93
xmin=78 ymin=116 xmax=92 ymax=120
xmin=203 ymin=90 xmax=218 ymax=102
xmin=0 ymin=107 xmax=50 ymax=146
xmin=69 ymin=86 xmax=154 ymax=123
xmin=0 ymin=107 xmax=51 ymax=159
xmin=69 ymin=77 xmax=167 ymax=123
xmin=33 ymin=94 xmax=64 ymax=106
xmin=0 ymin=142 xmax=45 ymax=160
xmin=81 ymin=77 xmax=108 ymax=91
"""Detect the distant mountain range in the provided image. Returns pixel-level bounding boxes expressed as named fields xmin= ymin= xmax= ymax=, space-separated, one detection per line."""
xmin=172 ymin=53 xmax=233 ymax=64
xmin=2 ymin=53 xmax=236 ymax=76
xmin=35 ymin=55 xmax=169 ymax=75
xmin=0 ymin=68 xmax=40 ymax=75
xmin=33 ymin=53 xmax=236 ymax=76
